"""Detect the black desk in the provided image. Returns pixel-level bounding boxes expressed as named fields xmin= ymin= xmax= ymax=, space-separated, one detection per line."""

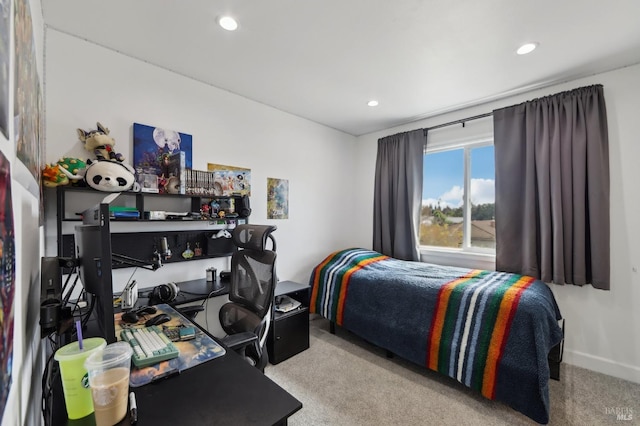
xmin=51 ymin=301 xmax=302 ymax=425
xmin=133 ymin=348 xmax=301 ymax=425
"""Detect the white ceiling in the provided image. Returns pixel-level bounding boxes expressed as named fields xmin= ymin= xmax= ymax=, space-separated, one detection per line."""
xmin=42 ymin=1 xmax=640 ymax=136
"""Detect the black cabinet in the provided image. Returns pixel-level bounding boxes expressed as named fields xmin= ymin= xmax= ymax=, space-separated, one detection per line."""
xmin=267 ymin=281 xmax=310 ymax=364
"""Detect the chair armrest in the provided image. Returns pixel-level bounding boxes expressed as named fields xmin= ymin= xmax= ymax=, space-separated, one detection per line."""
xmin=221 ymin=332 xmax=258 ymax=351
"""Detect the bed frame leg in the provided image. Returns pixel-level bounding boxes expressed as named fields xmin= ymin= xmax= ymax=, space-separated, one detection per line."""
xmin=549 ymin=358 xmax=561 ymax=381
xmin=548 ymin=319 xmax=565 ymax=381
xmin=329 ymin=321 xmax=335 ymax=334
xmin=548 ymin=341 xmax=563 ymax=381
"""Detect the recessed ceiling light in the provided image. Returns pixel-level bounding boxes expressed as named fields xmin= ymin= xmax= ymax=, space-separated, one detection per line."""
xmin=218 ymin=16 xmax=238 ymax=31
xmin=367 ymin=100 xmax=379 ymax=107
xmin=517 ymin=42 xmax=538 ymax=55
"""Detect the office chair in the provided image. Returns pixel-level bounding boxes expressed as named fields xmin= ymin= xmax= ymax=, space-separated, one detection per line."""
xmin=219 ymin=224 xmax=277 ymax=372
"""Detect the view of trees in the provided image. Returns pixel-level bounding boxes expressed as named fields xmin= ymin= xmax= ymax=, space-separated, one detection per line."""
xmin=419 ymin=202 xmax=495 ymax=248
xmin=420 ymin=220 xmax=462 ymax=247
xmin=420 ymin=202 xmax=495 ymax=221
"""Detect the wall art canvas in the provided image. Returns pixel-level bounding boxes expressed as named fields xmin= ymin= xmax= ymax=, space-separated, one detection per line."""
xmin=133 ymin=123 xmax=192 ymax=194
xmin=207 ymin=163 xmax=251 ymax=196
xmin=0 ymin=0 xmax=10 ymax=139
xmin=13 ymin=0 xmax=42 ymax=196
xmin=0 ymin=151 xmax=15 ymax=420
xmin=267 ymin=177 xmax=289 ymax=219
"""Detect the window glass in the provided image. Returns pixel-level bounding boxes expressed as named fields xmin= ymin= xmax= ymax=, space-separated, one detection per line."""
xmin=470 ymin=146 xmax=495 ymax=249
xmin=421 ymin=149 xmax=464 ymax=248
xmin=420 ymin=143 xmax=495 ymax=252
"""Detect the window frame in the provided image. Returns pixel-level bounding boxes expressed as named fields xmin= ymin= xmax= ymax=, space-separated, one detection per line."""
xmin=420 ymin=136 xmax=496 ymax=268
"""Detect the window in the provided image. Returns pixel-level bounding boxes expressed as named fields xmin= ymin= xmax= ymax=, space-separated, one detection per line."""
xmin=420 ymin=142 xmax=495 ymax=252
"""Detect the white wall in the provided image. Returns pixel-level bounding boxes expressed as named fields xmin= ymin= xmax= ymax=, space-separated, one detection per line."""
xmin=353 ymin=63 xmax=640 ymax=384
xmin=1 ymin=0 xmax=46 ymax=425
xmin=44 ymin=29 xmax=357 ymax=295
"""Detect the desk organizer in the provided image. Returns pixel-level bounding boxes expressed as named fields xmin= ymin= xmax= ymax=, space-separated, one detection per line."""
xmin=63 ymin=230 xmax=237 ymax=269
xmin=206 ymin=233 xmax=235 ymax=256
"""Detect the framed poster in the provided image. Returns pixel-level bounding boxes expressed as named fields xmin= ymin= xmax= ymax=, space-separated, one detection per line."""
xmin=207 ymin=163 xmax=251 ymax=196
xmin=267 ymin=177 xmax=289 ymax=219
xmin=133 ymin=123 xmax=192 ymax=194
xmin=13 ymin=0 xmax=42 ymax=196
xmin=0 ymin=151 xmax=15 ymax=420
xmin=0 ymin=0 xmax=9 ymax=139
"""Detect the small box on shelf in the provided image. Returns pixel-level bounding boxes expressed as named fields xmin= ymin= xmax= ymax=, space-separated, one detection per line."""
xmin=207 ymin=233 xmax=235 ymax=256
xmin=138 ymin=173 xmax=159 ymax=193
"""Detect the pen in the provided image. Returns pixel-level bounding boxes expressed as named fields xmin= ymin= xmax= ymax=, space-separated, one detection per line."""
xmin=129 ymin=391 xmax=137 ymax=424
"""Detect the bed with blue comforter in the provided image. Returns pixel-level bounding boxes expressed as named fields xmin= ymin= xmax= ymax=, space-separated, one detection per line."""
xmin=309 ymin=248 xmax=563 ymax=424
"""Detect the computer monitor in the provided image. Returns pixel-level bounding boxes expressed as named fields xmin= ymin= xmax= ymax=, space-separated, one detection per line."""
xmin=75 ymin=201 xmax=116 ymax=343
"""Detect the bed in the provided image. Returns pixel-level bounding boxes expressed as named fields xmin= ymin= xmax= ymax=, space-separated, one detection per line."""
xmin=309 ymin=248 xmax=563 ymax=424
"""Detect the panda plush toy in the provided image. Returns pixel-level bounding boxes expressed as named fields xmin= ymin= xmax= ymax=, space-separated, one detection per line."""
xmin=84 ymin=159 xmax=138 ymax=192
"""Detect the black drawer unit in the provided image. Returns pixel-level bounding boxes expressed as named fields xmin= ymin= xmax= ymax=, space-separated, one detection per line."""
xmin=267 ymin=281 xmax=310 ymax=364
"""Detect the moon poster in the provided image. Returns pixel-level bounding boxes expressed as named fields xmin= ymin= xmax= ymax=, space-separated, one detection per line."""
xmin=133 ymin=122 xmax=193 ymax=194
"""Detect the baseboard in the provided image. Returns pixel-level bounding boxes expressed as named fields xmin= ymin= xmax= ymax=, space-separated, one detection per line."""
xmin=564 ymin=349 xmax=640 ymax=384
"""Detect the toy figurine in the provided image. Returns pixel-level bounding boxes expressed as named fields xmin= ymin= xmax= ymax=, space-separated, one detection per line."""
xmin=77 ymin=122 xmax=125 ymax=162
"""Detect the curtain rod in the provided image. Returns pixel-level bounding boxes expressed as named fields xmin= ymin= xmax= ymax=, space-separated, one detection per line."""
xmin=423 ymin=111 xmax=493 ymax=134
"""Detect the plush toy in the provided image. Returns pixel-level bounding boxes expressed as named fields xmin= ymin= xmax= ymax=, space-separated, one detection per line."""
xmin=77 ymin=122 xmax=125 ymax=162
xmin=56 ymin=157 xmax=86 ymax=183
xmin=42 ymin=157 xmax=88 ymax=188
xmin=84 ymin=159 xmax=137 ymax=192
xmin=42 ymin=164 xmax=69 ymax=187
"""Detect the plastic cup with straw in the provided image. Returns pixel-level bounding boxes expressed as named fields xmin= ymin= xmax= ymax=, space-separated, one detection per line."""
xmin=54 ymin=321 xmax=106 ymax=419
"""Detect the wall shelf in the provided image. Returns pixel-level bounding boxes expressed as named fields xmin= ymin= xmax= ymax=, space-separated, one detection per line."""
xmin=50 ymin=186 xmax=249 ymax=266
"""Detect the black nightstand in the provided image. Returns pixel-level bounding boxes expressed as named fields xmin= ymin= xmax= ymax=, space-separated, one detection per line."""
xmin=267 ymin=280 xmax=310 ymax=364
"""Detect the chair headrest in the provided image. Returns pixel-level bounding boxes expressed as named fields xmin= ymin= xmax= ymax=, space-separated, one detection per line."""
xmin=232 ymin=224 xmax=277 ymax=251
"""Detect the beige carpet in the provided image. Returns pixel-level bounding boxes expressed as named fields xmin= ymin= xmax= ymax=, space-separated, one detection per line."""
xmin=265 ymin=317 xmax=639 ymax=425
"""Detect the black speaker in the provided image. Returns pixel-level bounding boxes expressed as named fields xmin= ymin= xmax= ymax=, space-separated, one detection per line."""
xmin=40 ymin=257 xmax=63 ymax=330
xmin=151 ymin=282 xmax=179 ymax=303
xmin=236 ymin=195 xmax=251 ymax=218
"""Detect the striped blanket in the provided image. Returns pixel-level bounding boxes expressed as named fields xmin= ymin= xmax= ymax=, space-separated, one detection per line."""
xmin=310 ymin=248 xmax=563 ymax=424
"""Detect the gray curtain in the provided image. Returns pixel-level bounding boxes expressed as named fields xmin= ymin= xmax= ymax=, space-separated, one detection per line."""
xmin=373 ymin=128 xmax=427 ymax=261
xmin=493 ymin=84 xmax=609 ymax=289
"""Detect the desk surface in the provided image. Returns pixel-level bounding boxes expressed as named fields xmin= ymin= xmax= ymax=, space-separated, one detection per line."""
xmin=141 ymin=278 xmax=311 ymax=306
xmin=52 ymin=300 xmax=302 ymax=425
xmin=136 ymin=278 xmax=230 ymax=308
xmin=137 ymin=278 xmax=309 ymax=308
xmin=133 ymin=348 xmax=301 ymax=425
xmin=54 ymin=348 xmax=302 ymax=425
xmin=274 ymin=280 xmax=310 ymax=297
